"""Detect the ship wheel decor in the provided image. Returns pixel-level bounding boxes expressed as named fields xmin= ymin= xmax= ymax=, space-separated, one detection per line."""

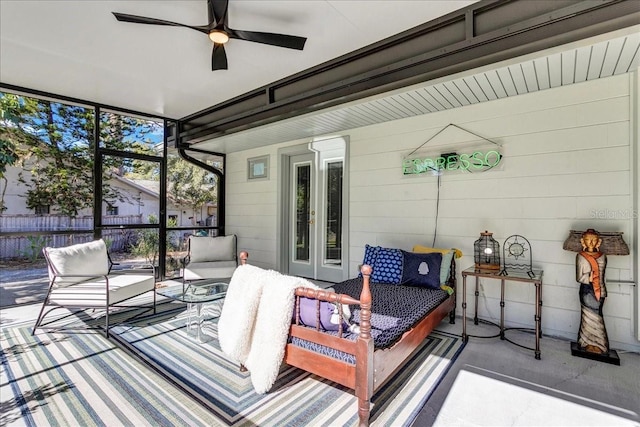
xmin=500 ymin=234 xmax=534 ymax=277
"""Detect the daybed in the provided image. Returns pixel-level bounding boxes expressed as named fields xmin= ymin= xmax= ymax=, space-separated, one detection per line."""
xmin=237 ymin=245 xmax=458 ymax=426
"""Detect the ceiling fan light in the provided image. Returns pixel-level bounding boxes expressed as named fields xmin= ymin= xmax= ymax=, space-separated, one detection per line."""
xmin=209 ymin=30 xmax=229 ymax=44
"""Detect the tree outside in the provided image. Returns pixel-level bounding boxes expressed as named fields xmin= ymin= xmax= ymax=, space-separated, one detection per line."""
xmin=0 ymin=92 xmax=223 ymax=305
xmin=0 ymin=92 xmax=161 ymax=217
xmin=1 ymin=91 xmax=221 ymax=284
xmin=167 ymin=154 xmax=219 ymax=225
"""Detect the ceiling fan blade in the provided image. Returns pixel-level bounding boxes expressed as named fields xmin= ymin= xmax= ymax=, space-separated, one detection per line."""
xmin=207 ymin=0 xmax=229 ymax=27
xmin=112 ymin=12 xmax=209 ymax=34
xmin=212 ymin=44 xmax=228 ymax=70
xmin=230 ymin=29 xmax=307 ymax=50
xmin=115 ymin=2 xmax=307 ymax=71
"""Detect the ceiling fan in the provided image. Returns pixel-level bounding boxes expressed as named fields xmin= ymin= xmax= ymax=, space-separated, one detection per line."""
xmin=112 ymin=0 xmax=307 ymax=71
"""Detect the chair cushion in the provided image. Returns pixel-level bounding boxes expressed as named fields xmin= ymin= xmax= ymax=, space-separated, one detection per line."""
xmin=183 ymin=261 xmax=238 ymax=281
xmin=107 ymin=273 xmax=156 ymax=304
xmin=47 ymin=272 xmax=155 ymax=306
xmin=45 ymin=239 xmax=109 ymax=287
xmin=189 ymin=235 xmax=236 ymax=263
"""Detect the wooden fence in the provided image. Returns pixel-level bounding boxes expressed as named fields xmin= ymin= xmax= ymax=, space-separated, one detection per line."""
xmin=0 ymin=214 xmax=143 ymax=260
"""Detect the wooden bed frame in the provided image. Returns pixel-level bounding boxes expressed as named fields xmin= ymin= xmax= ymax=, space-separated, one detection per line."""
xmin=238 ymin=251 xmax=456 ymax=426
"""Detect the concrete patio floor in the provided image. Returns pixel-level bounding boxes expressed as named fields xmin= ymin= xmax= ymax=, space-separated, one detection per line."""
xmin=0 ymin=266 xmax=49 ymax=307
xmin=419 ymin=320 xmax=640 ymax=426
xmin=2 ymin=299 xmax=638 ymax=427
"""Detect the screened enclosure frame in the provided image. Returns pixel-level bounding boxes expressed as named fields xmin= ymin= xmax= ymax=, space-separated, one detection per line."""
xmin=0 ymin=83 xmax=226 ymax=281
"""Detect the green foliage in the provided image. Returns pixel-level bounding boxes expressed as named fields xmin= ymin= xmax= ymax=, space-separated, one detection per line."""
xmin=131 ymin=214 xmax=160 ymax=265
xmin=1 ymin=98 xmax=24 ymax=212
xmin=166 ymin=255 xmax=180 ymax=275
xmin=167 ymin=156 xmax=217 ymax=220
xmin=103 ymin=237 xmax=114 ymax=252
xmin=164 ymin=216 xmax=182 ymax=276
xmin=0 ymin=138 xmax=18 ymax=212
xmin=0 ymin=92 xmax=163 ymax=217
xmin=166 ymin=216 xmax=179 ymax=252
xmin=0 ymin=135 xmax=18 ymax=177
xmin=20 ymin=235 xmax=47 ymax=262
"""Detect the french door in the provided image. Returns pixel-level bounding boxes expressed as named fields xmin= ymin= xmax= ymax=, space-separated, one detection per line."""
xmin=286 ymin=150 xmax=346 ymax=282
xmin=288 ymin=154 xmax=315 ymax=278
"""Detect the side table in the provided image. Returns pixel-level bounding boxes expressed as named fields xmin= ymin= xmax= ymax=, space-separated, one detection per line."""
xmin=156 ymin=280 xmax=229 ymax=342
xmin=461 ymin=267 xmax=543 ymax=359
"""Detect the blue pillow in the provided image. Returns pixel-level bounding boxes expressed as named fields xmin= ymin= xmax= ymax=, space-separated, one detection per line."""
xmin=401 ymin=251 xmax=442 ymax=289
xmin=363 ymin=244 xmax=379 ymax=267
xmin=359 ymin=244 xmax=380 ymax=277
xmin=371 ymin=247 xmax=404 ymax=284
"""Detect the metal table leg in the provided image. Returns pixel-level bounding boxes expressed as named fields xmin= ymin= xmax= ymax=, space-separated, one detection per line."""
xmin=535 ymin=282 xmax=541 ymax=359
xmin=462 ymin=274 xmax=468 ymax=342
xmin=473 ymin=276 xmax=479 ymax=325
xmin=500 ymin=278 xmax=505 ymax=340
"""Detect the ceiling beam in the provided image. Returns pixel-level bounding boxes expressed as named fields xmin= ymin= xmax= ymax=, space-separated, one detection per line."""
xmin=179 ymin=0 xmax=640 ymax=145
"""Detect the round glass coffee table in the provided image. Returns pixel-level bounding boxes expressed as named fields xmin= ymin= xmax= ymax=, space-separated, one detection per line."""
xmin=156 ymin=281 xmax=228 ymax=342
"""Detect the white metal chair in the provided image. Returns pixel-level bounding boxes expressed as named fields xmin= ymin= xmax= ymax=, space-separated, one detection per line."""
xmin=33 ymin=239 xmax=156 ymax=337
xmin=181 ymin=234 xmax=238 ymax=284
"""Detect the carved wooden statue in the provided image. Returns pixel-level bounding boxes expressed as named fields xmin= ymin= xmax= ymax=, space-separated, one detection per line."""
xmin=575 ymin=228 xmax=609 ymax=354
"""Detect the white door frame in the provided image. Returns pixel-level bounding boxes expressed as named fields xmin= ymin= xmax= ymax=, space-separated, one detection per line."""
xmin=277 ymin=138 xmax=349 ymax=282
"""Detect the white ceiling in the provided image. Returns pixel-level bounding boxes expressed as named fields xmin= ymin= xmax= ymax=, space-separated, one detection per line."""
xmin=0 ymin=0 xmax=478 ymax=120
xmin=191 ymin=25 xmax=640 ymax=153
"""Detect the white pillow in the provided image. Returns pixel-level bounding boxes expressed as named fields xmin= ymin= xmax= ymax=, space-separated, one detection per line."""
xmin=46 ymin=239 xmax=109 ymax=285
xmin=189 ymin=235 xmax=236 ymax=263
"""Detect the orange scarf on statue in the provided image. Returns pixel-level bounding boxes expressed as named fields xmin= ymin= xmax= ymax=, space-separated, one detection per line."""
xmin=580 ymin=251 xmax=603 ymax=301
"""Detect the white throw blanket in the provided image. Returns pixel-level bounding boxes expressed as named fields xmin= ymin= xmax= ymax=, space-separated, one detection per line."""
xmin=218 ymin=264 xmax=318 ymax=394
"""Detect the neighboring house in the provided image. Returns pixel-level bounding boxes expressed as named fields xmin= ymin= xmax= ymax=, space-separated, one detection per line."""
xmin=1 ymin=165 xmax=216 ymax=228
xmin=0 ymin=165 xmax=216 ymax=258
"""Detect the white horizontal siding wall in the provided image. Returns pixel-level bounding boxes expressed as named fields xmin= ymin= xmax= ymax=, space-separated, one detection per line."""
xmin=226 ymin=72 xmax=639 ymax=352
xmin=347 ymin=72 xmax=638 ymax=352
xmin=226 ymin=141 xmax=302 ymax=270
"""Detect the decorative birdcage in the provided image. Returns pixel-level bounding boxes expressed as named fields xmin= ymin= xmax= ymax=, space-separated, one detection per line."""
xmin=474 ymin=230 xmax=500 ymax=270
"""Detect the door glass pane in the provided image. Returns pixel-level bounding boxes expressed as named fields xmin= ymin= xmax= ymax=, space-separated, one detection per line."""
xmin=325 ymin=161 xmax=343 ymax=266
xmin=295 ymin=164 xmax=310 ymax=262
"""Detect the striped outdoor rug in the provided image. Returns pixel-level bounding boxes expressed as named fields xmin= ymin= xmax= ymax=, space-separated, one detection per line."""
xmin=1 ymin=302 xmax=464 ymax=427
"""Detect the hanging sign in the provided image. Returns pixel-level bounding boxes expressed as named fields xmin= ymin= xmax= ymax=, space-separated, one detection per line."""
xmin=402 ymin=150 xmax=502 ymax=175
